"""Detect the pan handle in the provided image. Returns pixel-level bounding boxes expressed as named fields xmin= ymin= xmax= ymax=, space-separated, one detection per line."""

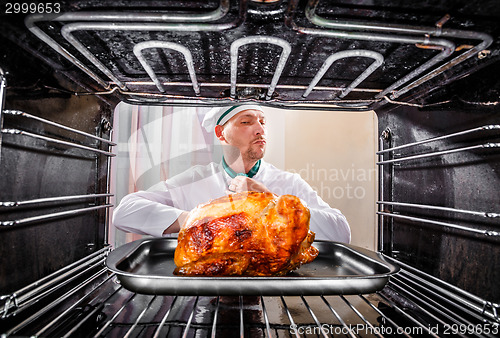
xmin=315 ymin=240 xmax=400 ymax=275
xmin=345 ymin=243 xmax=400 ymax=275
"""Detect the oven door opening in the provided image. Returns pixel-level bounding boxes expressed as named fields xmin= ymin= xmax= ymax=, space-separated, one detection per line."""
xmin=109 ymin=103 xmax=379 ymax=251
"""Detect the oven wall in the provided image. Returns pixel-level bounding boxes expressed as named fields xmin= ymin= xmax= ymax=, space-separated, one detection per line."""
xmin=377 ymin=103 xmax=500 ymax=303
xmin=0 ymin=90 xmax=113 ymax=294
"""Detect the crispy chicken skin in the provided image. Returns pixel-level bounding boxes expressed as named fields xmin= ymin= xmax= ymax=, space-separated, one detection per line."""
xmin=174 ymin=192 xmax=319 ymax=276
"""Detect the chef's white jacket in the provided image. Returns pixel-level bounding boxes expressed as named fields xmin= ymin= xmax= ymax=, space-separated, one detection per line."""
xmin=113 ymin=160 xmax=351 ymax=243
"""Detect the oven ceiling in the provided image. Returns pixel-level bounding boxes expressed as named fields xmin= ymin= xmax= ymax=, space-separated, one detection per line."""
xmin=1 ymin=0 xmax=499 ymax=110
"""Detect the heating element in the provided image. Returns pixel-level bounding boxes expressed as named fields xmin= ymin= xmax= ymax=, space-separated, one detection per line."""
xmin=20 ymin=0 xmax=494 ymax=108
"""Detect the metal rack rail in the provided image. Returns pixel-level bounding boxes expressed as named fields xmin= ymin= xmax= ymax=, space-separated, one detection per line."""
xmin=0 ymin=204 xmax=113 ymax=227
xmin=0 ymin=68 xmax=6 ymax=162
xmin=377 ymin=125 xmax=500 ymax=155
xmin=377 ymin=142 xmax=500 ymax=165
xmin=2 ymin=110 xmax=116 ymax=145
xmin=0 ymin=193 xmax=113 ymax=208
xmin=376 ymin=211 xmax=499 ymax=237
xmin=1 ymin=109 xmax=115 ymax=157
xmin=376 ymin=201 xmax=500 ymax=219
xmin=1 ymin=128 xmax=115 ymax=157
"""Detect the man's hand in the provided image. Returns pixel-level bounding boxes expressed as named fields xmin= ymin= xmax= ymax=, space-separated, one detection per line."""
xmin=228 ymin=176 xmax=271 ymax=193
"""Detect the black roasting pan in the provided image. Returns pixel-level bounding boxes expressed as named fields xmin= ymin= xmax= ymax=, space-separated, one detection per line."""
xmin=106 ymin=238 xmax=399 ymax=296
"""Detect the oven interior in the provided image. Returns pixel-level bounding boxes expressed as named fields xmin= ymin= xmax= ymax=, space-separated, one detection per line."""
xmin=1 ymin=0 xmax=499 ymax=336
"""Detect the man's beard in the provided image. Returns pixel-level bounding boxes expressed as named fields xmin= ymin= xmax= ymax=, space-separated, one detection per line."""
xmin=245 ymin=145 xmax=265 ymax=161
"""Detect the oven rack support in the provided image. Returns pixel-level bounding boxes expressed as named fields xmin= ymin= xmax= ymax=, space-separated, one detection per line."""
xmin=0 ymin=203 xmax=113 ymax=227
xmin=377 ymin=201 xmax=500 ymax=219
xmin=0 ymin=193 xmax=113 ymax=208
xmin=0 ymin=108 xmax=115 ymax=228
xmin=376 ymin=142 xmax=500 ymax=165
xmin=377 ymin=124 xmax=500 ymax=328
xmin=377 ymin=124 xmax=500 ymax=238
xmin=1 ymin=128 xmax=115 ymax=157
xmin=377 ymin=124 xmax=500 ymax=155
xmin=0 ymin=68 xmax=6 ymax=165
xmin=2 ymin=110 xmax=116 ymax=145
xmin=1 ymin=109 xmax=116 ymax=157
xmin=377 ymin=212 xmax=499 ymax=237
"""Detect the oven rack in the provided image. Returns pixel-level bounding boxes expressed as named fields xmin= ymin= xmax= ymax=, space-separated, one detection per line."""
xmin=1 ymin=257 xmax=498 ymax=337
xmin=23 ymin=0 xmax=492 ymax=108
xmin=384 ymin=256 xmax=500 ymax=326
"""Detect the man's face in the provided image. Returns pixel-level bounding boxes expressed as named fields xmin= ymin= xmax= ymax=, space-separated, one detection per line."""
xmin=218 ymin=109 xmax=267 ymax=161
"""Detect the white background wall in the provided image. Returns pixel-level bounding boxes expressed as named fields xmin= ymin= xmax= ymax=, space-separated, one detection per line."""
xmin=263 ymin=107 xmax=378 ymax=250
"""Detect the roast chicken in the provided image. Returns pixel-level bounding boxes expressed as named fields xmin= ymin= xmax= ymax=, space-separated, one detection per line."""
xmin=174 ymin=191 xmax=319 ymax=276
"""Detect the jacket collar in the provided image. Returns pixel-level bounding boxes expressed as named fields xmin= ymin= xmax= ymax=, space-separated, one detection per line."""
xmin=222 ymin=157 xmax=261 ymax=179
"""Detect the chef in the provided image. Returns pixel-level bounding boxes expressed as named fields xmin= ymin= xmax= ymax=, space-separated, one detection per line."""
xmin=113 ymin=104 xmax=351 ymax=243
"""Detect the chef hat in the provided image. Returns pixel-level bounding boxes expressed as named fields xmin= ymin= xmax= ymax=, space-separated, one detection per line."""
xmin=201 ymin=104 xmax=264 ymax=133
